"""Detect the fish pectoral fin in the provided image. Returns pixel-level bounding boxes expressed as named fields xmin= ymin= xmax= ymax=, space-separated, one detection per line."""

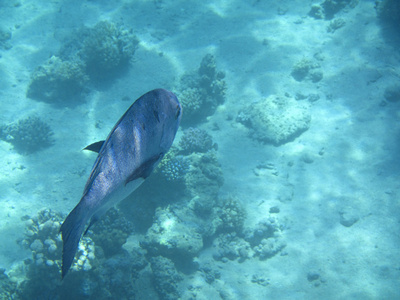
xmin=125 ymin=153 xmax=163 ymax=185
xmin=83 ymin=141 xmax=105 ymax=153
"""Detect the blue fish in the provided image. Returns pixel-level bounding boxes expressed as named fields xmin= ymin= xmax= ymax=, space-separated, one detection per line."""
xmin=60 ymin=89 xmax=182 ymax=278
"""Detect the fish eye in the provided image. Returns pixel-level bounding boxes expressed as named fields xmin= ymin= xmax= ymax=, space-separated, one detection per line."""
xmin=175 ymin=105 xmax=181 ymax=119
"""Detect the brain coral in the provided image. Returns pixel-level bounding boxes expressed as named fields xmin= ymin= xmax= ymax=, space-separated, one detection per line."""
xmin=237 ymin=95 xmax=311 ymax=145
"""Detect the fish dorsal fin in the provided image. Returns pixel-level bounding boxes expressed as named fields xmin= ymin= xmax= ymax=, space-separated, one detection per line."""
xmin=83 ymin=141 xmax=105 ymax=153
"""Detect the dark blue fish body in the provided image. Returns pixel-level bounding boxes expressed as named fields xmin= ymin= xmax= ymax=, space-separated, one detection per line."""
xmin=60 ymin=89 xmax=182 ymax=278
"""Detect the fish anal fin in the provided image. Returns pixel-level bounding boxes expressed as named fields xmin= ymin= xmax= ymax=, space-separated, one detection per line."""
xmin=83 ymin=215 xmax=99 ymax=236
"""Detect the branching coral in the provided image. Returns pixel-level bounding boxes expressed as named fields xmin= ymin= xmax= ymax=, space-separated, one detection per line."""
xmin=0 ymin=116 xmax=54 ymax=154
xmin=89 ymin=208 xmax=134 ymax=258
xmin=150 ymin=256 xmax=183 ymax=300
xmin=177 ymin=54 xmax=227 ymax=125
xmin=81 ymin=21 xmax=139 ymax=78
xmin=179 ymin=127 xmax=215 ymax=154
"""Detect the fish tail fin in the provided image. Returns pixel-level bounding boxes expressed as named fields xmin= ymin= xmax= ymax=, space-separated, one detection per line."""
xmin=60 ymin=201 xmax=88 ymax=279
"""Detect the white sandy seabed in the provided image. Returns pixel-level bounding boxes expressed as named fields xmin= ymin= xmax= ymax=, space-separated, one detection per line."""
xmin=0 ymin=0 xmax=399 ymax=299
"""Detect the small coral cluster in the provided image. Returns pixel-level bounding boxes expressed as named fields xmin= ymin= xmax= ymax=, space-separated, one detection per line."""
xmin=0 ymin=116 xmax=54 ymax=154
xmin=0 ymin=268 xmax=17 ymax=299
xmin=15 ymin=209 xmax=96 ymax=299
xmin=141 ymin=206 xmax=204 ymax=262
xmin=237 ymin=95 xmax=311 ymax=145
xmin=81 ymin=21 xmax=138 ymax=77
xmin=27 ymin=56 xmax=88 ymax=104
xmin=155 ymin=146 xmax=190 ymax=182
xmin=185 ymin=151 xmax=224 ymax=215
xmin=19 ymin=209 xmax=95 ymax=275
xmin=155 ymin=126 xmax=219 ymax=186
xmin=0 ymin=27 xmax=12 ymax=50
xmin=177 ymin=54 xmax=227 ymax=125
xmin=160 ymin=154 xmax=189 ymax=181
xmin=90 ymin=208 xmax=134 ymax=257
xmin=151 ymin=256 xmax=183 ymax=300
xmin=291 ymin=58 xmax=323 ymax=82
xmin=213 ymin=215 xmax=286 ymax=263
xmin=327 ymin=18 xmax=346 ymax=33
xmin=218 ymin=197 xmax=246 ymax=232
xmin=309 ymin=0 xmax=359 ymax=20
xmin=179 ymin=127 xmax=216 ymax=154
xmin=27 ymin=21 xmax=138 ymax=104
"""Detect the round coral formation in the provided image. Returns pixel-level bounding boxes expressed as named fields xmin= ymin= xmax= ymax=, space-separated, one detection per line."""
xmin=237 ymin=95 xmax=311 ymax=145
xmin=0 ymin=116 xmax=54 ymax=154
xmin=27 ymin=56 xmax=89 ymax=104
xmin=160 ymin=155 xmax=189 ymax=181
xmin=81 ymin=21 xmax=139 ymax=78
xmin=179 ymin=127 xmax=215 ymax=154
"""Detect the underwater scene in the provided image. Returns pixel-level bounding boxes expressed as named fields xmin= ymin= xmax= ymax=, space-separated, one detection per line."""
xmin=0 ymin=0 xmax=399 ymax=299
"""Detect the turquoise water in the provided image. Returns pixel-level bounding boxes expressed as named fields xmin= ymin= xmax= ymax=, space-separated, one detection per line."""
xmin=0 ymin=0 xmax=399 ymax=299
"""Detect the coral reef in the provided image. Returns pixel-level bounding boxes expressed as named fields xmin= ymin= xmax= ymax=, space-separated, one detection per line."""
xmin=0 ymin=116 xmax=54 ymax=154
xmin=245 ymin=217 xmax=283 ymax=246
xmin=217 ymin=197 xmax=246 ymax=233
xmin=27 ymin=21 xmax=138 ymax=105
xmin=212 ymin=233 xmax=252 ymax=262
xmin=247 ymin=217 xmax=286 ymax=260
xmin=16 ymin=209 xmax=96 ymax=299
xmin=81 ymin=21 xmax=139 ymax=79
xmin=93 ymin=251 xmax=137 ymax=299
xmin=237 ymin=95 xmax=311 ymax=145
xmin=19 ymin=209 xmax=96 ymax=274
xmin=185 ymin=151 xmax=224 ymax=216
xmin=291 ymin=58 xmax=323 ymax=82
xmin=253 ymin=238 xmax=286 ymax=260
xmin=177 ymin=54 xmax=227 ymax=125
xmin=200 ymin=263 xmax=221 ymax=284
xmin=213 ymin=216 xmax=286 ymax=263
xmin=327 ymin=18 xmax=346 ymax=33
xmin=150 ymin=256 xmax=183 ymax=300
xmin=179 ymin=127 xmax=216 ymax=154
xmin=159 ymin=154 xmax=189 ymax=182
xmin=141 ymin=206 xmax=204 ymax=261
xmin=0 ymin=268 xmax=17 ymax=299
xmin=198 ymin=54 xmax=227 ymax=104
xmin=309 ymin=0 xmax=358 ymax=20
xmin=177 ymin=87 xmax=202 ymax=119
xmin=26 ymin=56 xmax=88 ymax=104
xmin=89 ymin=208 xmax=134 ymax=258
